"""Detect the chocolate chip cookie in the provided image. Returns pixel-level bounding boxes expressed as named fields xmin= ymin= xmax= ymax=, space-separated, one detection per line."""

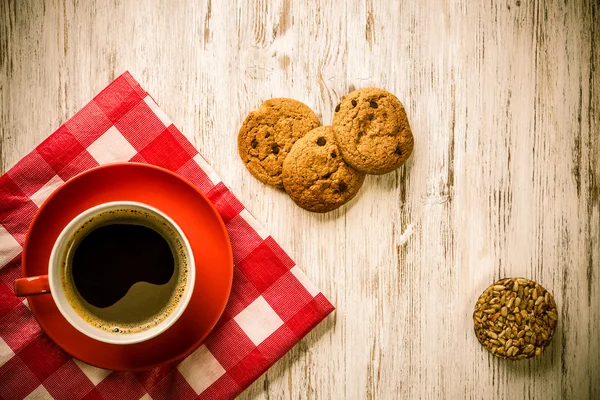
xmin=238 ymin=98 xmax=321 ymax=187
xmin=282 ymin=126 xmax=365 ymax=213
xmin=332 ymin=88 xmax=413 ymax=174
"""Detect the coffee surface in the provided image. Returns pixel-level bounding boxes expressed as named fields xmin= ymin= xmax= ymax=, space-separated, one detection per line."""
xmin=72 ymin=224 xmax=175 ymax=308
xmin=60 ymin=206 xmax=189 ymax=334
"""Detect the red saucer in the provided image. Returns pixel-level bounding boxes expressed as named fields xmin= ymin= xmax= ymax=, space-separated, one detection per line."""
xmin=22 ymin=163 xmax=233 ymax=370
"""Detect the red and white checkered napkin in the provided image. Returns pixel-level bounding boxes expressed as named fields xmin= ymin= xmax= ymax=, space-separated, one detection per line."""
xmin=0 ymin=72 xmax=334 ymax=400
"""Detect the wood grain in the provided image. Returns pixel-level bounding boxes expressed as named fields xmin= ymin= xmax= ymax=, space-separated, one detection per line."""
xmin=1 ymin=0 xmax=599 ymax=398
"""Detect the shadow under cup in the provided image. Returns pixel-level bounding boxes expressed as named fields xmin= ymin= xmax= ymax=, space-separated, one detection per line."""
xmin=49 ymin=202 xmax=195 ymax=345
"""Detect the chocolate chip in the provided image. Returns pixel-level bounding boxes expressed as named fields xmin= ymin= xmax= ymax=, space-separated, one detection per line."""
xmin=251 ymin=139 xmax=258 ymax=148
xmin=317 ymin=137 xmax=326 ymax=146
xmin=369 ymin=101 xmax=378 ymax=109
xmin=335 ymin=104 xmax=340 ymax=112
xmin=331 ymin=152 xmax=337 ymax=158
xmin=265 ymin=133 xmax=270 ymax=138
xmin=322 ymin=172 xmax=332 ymax=179
xmin=395 ymin=146 xmax=402 ymax=155
xmin=338 ymin=182 xmax=348 ymax=192
xmin=351 ymin=100 xmax=357 ymax=107
xmin=272 ymin=145 xmax=280 ymax=154
xmin=367 ymin=114 xmax=374 ymax=121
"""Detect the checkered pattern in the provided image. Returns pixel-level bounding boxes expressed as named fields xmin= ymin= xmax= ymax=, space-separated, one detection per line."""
xmin=0 ymin=72 xmax=334 ymax=400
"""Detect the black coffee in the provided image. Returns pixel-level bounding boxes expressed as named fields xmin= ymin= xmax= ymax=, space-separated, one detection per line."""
xmin=72 ymin=224 xmax=175 ymax=308
xmin=60 ymin=206 xmax=189 ymax=334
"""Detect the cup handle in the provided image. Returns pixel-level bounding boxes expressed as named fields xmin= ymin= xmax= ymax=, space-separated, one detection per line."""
xmin=14 ymin=275 xmax=51 ymax=296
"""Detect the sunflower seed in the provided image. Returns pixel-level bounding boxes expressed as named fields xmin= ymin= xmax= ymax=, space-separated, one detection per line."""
xmin=507 ymin=298 xmax=514 ymax=309
xmin=524 ymin=344 xmax=535 ymax=354
xmin=515 ymin=313 xmax=522 ymax=323
xmin=535 ymin=347 xmax=543 ymax=356
xmin=535 ymin=296 xmax=544 ymax=306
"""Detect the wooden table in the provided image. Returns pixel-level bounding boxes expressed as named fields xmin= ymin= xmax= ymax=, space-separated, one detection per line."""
xmin=2 ymin=1 xmax=598 ymax=398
